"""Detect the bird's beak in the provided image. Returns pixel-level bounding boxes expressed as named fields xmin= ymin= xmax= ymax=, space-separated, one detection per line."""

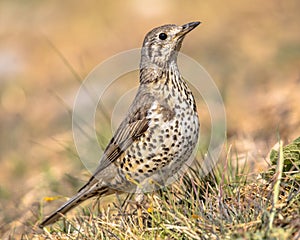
xmin=179 ymin=21 xmax=201 ymax=36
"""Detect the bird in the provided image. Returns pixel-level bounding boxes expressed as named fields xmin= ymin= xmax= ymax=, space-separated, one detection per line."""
xmin=39 ymin=21 xmax=200 ymax=227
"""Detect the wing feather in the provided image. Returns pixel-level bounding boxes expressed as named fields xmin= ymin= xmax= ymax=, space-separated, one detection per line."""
xmin=78 ymin=89 xmax=153 ymax=192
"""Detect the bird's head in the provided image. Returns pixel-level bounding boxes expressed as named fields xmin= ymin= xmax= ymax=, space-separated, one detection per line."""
xmin=140 ymin=21 xmax=200 ymax=70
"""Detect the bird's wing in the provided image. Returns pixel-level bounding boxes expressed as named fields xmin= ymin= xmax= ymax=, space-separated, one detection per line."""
xmin=99 ymin=117 xmax=149 ymax=170
xmin=77 ymin=90 xmax=153 ymax=192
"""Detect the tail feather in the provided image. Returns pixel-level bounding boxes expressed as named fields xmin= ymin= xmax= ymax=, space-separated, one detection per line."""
xmin=39 ymin=186 xmax=109 ymax=228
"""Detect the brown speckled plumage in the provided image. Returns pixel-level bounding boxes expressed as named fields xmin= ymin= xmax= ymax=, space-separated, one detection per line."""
xmin=40 ymin=21 xmax=200 ymax=227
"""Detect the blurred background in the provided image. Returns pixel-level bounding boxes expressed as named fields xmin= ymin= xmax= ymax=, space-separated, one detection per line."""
xmin=0 ymin=0 xmax=299 ymax=235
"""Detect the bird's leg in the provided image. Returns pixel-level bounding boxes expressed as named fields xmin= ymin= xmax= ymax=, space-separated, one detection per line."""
xmin=134 ymin=188 xmax=145 ymax=229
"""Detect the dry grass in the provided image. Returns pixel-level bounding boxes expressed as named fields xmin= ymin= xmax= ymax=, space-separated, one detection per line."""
xmin=4 ymin=140 xmax=299 ymax=239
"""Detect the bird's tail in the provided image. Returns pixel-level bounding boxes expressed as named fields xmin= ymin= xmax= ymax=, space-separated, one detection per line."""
xmin=39 ymin=186 xmax=110 ymax=228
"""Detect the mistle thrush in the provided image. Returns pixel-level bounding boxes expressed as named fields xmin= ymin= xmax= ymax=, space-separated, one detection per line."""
xmin=40 ymin=21 xmax=200 ymax=227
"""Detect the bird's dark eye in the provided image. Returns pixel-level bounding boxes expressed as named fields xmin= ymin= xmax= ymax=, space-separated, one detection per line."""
xmin=159 ymin=33 xmax=168 ymax=40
